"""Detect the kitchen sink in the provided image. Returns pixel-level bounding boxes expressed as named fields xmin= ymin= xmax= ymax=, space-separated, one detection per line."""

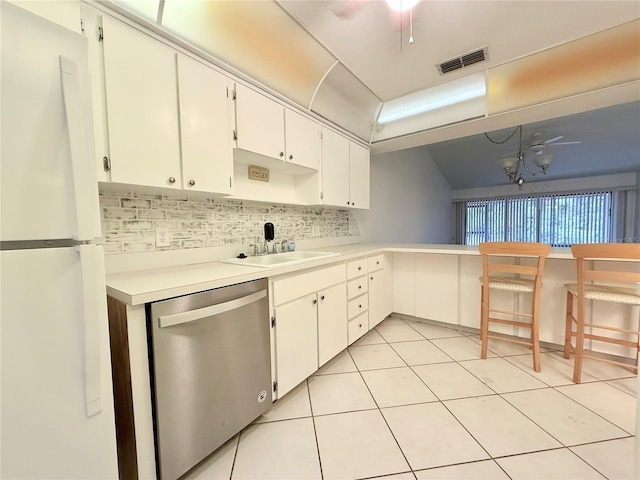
xmin=221 ymin=250 xmax=339 ymax=268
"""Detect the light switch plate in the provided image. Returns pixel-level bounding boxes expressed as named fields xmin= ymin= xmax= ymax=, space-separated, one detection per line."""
xmin=155 ymin=227 xmax=170 ymax=247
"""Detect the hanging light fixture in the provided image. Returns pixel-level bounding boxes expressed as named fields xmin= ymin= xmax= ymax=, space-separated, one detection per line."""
xmin=485 ymin=126 xmax=553 ymax=189
xmin=391 ymin=0 xmax=419 ymax=50
xmin=386 ymin=0 xmax=420 ymax=12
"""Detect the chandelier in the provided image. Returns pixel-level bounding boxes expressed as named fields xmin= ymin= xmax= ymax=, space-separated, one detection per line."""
xmin=484 ymin=125 xmax=552 ymax=188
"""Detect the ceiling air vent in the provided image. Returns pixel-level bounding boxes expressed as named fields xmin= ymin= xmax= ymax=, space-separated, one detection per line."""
xmin=437 ymin=46 xmax=488 ymax=75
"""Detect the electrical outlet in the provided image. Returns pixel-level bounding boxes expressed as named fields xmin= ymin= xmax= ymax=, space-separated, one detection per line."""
xmin=155 ymin=227 xmax=170 ymax=247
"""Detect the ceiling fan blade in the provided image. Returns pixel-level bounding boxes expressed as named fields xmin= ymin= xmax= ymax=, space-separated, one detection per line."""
xmin=543 ymin=135 xmax=564 ymax=145
xmin=331 ymin=0 xmax=367 ymax=20
xmin=547 ymin=141 xmax=582 ymax=146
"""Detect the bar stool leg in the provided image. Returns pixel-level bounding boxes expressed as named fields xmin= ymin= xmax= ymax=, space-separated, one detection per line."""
xmin=480 ymin=285 xmax=489 ymax=360
xmin=564 ymin=291 xmax=574 ymax=359
xmin=573 ymin=303 xmax=585 ymax=384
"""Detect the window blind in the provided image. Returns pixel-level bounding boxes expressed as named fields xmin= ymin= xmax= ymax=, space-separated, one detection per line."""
xmin=458 ymin=191 xmax=614 ymax=246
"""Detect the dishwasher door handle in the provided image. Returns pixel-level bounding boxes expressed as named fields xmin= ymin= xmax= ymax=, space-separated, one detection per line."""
xmin=158 ymin=289 xmax=267 ymax=328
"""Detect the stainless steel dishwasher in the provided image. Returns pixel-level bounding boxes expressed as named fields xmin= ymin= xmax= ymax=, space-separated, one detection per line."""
xmin=149 ymin=278 xmax=271 ymax=480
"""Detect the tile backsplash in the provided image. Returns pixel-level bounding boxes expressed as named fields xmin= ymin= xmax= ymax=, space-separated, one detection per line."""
xmin=99 ymin=191 xmax=360 ymax=255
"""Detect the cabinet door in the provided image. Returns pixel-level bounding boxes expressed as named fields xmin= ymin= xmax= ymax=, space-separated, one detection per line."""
xmin=284 ymin=109 xmax=320 ymax=170
xmin=274 ymin=294 xmax=318 ymax=397
xmin=368 ymin=270 xmax=386 ymax=328
xmin=349 ymin=142 xmax=370 ymax=209
xmin=321 ymin=128 xmax=350 ymax=207
xmin=102 ymin=16 xmax=181 ymax=189
xmin=235 ymin=83 xmax=285 ymax=160
xmin=415 ymin=254 xmax=459 ymax=325
xmin=177 ymin=54 xmax=233 ymax=194
xmin=393 ymin=253 xmax=415 ymax=316
xmin=317 ymin=283 xmax=347 ymax=367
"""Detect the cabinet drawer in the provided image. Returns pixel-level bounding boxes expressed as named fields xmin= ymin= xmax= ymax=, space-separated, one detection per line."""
xmin=348 ymin=293 xmax=368 ymax=319
xmin=368 ymin=254 xmax=385 ymax=272
xmin=346 ymin=258 xmax=367 ymax=280
xmin=348 ymin=312 xmax=369 ymax=344
xmin=273 ymin=264 xmax=345 ymax=306
xmin=347 ymin=276 xmax=368 ymax=300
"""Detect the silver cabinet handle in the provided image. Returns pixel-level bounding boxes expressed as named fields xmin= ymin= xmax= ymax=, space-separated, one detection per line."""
xmin=320 ymin=295 xmax=325 ymax=300
xmin=358 ymin=266 xmax=361 ymax=271
xmin=158 ymin=290 xmax=266 ymax=328
xmin=289 ymin=154 xmax=293 ymax=160
xmin=189 ymin=179 xmax=195 ymax=186
xmin=358 ymin=285 xmax=362 ymax=289
xmin=370 ymin=276 xmax=373 ymax=280
xmin=279 ymin=152 xmax=284 ymax=157
xmin=168 ymin=177 xmax=176 ymax=184
xmin=313 ymin=299 xmax=318 ymax=305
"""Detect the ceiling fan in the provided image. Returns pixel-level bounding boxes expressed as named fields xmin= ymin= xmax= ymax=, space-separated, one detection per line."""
xmin=332 ymin=0 xmax=420 ymax=42
xmin=527 ymin=131 xmax=582 ymax=155
xmin=486 ymin=126 xmax=581 ymax=188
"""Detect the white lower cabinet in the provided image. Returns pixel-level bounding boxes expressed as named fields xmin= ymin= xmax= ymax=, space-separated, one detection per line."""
xmin=414 ymin=253 xmax=459 ymax=324
xmin=368 ymin=253 xmax=392 ymax=328
xmin=317 ymin=283 xmax=347 ymax=367
xmin=346 ymin=257 xmax=369 ymax=344
xmin=273 ymin=293 xmax=319 ymax=398
xmin=271 ymin=264 xmax=346 ymax=398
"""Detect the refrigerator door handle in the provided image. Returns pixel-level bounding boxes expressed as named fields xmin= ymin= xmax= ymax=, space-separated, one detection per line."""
xmin=77 ymin=244 xmax=105 ymax=417
xmin=60 ymin=55 xmax=99 ymax=241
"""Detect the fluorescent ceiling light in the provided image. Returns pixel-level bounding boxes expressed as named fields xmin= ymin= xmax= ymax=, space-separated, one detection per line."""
xmin=377 ymin=72 xmax=486 ymax=124
xmin=385 ymin=0 xmax=420 ymax=12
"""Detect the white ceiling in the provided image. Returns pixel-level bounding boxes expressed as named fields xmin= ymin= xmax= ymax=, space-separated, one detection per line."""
xmin=278 ymin=0 xmax=639 ymax=102
xmin=278 ymin=0 xmax=640 ymax=188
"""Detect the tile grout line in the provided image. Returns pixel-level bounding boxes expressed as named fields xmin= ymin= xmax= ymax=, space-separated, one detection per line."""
xmin=306 ymin=378 xmax=326 ymax=480
xmin=345 ymin=338 xmax=416 ymax=477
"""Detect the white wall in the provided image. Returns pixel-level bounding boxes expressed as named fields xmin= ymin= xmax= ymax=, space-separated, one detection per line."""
xmin=356 ymin=148 xmax=453 ymax=243
xmin=452 ymin=172 xmax=638 ymax=200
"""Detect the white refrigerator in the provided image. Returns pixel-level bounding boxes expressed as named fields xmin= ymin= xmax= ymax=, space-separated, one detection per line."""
xmin=1 ymin=2 xmax=119 ymax=478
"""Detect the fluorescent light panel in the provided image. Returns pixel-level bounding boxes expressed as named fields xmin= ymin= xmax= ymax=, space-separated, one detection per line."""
xmin=377 ymin=72 xmax=486 ymax=124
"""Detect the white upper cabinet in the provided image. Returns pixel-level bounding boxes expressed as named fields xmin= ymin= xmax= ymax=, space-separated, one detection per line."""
xmin=234 ymin=83 xmax=285 ymax=161
xmin=234 ymin=84 xmax=320 ymax=172
xmin=321 ymin=128 xmax=370 ymax=209
xmin=177 ymin=54 xmax=233 ymax=195
xmin=284 ymin=109 xmax=320 ymax=170
xmin=349 ymin=142 xmax=370 ymax=209
xmin=320 ymin=128 xmax=350 ymax=208
xmin=101 ymin=16 xmax=182 ymax=189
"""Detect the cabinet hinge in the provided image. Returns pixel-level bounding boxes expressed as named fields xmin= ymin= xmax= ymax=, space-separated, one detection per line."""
xmin=229 ymin=177 xmax=232 ymax=188
xmin=232 ymin=89 xmax=236 ymax=101
xmin=80 ymin=18 xmax=85 ymax=33
xmin=96 ymin=25 xmax=104 ymax=42
xmin=103 ymin=156 xmax=111 ymax=172
xmin=273 ymin=381 xmax=278 ymax=392
xmin=320 ymin=192 xmax=324 ymax=200
xmin=271 ymin=316 xmax=276 ymax=327
xmin=233 ymin=130 xmax=238 ymax=142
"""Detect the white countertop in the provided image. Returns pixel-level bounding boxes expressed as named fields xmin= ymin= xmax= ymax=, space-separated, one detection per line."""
xmin=106 ymin=243 xmax=573 ymax=306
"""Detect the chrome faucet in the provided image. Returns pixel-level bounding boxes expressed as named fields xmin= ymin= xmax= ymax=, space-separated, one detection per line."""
xmin=249 ymin=243 xmax=268 ymax=256
xmin=281 ymin=239 xmax=289 ymax=252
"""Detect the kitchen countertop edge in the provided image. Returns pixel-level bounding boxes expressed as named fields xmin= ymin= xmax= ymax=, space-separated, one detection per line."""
xmin=106 ymin=243 xmax=573 ymax=306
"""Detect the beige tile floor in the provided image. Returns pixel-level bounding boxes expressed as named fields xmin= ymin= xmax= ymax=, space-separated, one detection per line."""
xmin=186 ymin=316 xmax=638 ymax=480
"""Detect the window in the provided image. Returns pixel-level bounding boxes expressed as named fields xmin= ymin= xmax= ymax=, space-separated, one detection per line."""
xmin=459 ymin=191 xmax=613 ymax=246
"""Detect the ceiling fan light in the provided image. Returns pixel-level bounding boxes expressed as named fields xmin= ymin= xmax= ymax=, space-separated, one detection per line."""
xmin=501 ymin=157 xmax=518 ymax=170
xmin=385 ymin=0 xmax=420 ymax=12
xmin=534 ymin=155 xmax=553 ymax=168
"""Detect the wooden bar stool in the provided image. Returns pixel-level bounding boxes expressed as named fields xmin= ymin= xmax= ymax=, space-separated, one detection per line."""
xmin=479 ymin=242 xmax=550 ymax=372
xmin=564 ymin=243 xmax=640 ymax=383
